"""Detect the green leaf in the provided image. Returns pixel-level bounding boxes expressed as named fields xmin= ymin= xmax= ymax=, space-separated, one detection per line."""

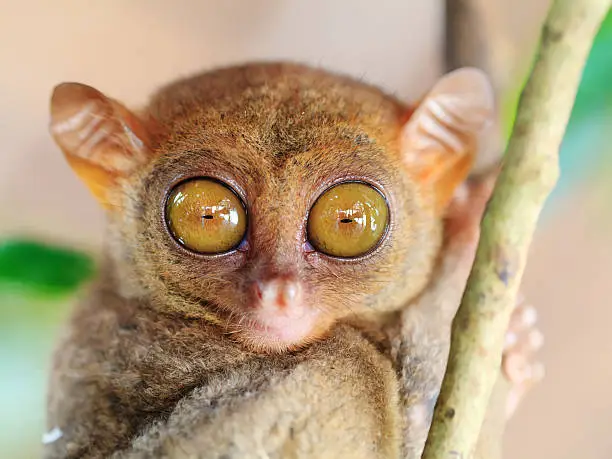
xmin=0 ymin=239 xmax=95 ymax=296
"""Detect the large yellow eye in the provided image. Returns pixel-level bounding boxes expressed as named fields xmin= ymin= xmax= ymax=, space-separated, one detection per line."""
xmin=165 ymin=178 xmax=247 ymax=254
xmin=307 ymin=182 xmax=389 ymax=258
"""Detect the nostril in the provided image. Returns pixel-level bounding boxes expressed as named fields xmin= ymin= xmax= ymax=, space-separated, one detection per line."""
xmin=254 ymin=281 xmax=263 ymax=300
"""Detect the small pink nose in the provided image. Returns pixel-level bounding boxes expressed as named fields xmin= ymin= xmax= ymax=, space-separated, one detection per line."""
xmin=255 ymin=276 xmax=303 ymax=311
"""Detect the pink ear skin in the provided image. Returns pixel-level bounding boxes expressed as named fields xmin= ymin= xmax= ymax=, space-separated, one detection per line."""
xmin=49 ymin=83 xmax=154 ymax=209
xmin=401 ymin=67 xmax=495 ymax=214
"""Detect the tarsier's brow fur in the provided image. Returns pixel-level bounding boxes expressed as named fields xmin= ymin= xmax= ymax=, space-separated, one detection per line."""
xmin=45 ymin=62 xmax=491 ymax=458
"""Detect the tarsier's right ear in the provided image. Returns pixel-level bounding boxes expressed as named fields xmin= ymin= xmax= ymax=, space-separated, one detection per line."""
xmin=50 ymin=83 xmax=156 ymax=209
xmin=401 ymin=68 xmax=495 ymax=214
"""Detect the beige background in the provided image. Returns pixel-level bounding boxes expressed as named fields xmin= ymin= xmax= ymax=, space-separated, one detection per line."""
xmin=1 ymin=1 xmax=610 ymax=458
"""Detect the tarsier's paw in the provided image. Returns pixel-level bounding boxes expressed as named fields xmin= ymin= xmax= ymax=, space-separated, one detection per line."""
xmin=502 ymin=295 xmax=545 ymax=418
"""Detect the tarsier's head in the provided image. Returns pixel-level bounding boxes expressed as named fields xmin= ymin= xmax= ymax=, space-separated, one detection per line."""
xmin=50 ymin=63 xmax=493 ymax=353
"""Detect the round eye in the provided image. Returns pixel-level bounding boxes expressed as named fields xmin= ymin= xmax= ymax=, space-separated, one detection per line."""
xmin=307 ymin=182 xmax=389 ymax=258
xmin=165 ymin=178 xmax=247 ymax=254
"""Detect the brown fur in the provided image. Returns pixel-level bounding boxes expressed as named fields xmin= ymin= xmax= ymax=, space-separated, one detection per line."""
xmin=45 ymin=62 xmax=494 ymax=458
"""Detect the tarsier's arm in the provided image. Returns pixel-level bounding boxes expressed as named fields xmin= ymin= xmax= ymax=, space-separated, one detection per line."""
xmin=388 ymin=176 xmax=494 ymax=459
xmin=390 ymin=177 xmax=544 ymax=459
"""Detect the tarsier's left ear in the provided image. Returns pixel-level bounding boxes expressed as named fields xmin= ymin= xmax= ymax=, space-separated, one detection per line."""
xmin=401 ymin=68 xmax=494 ymax=214
xmin=50 ymin=83 xmax=156 ymax=209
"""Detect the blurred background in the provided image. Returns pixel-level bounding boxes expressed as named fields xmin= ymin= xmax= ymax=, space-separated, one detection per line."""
xmin=0 ymin=1 xmax=610 ymax=458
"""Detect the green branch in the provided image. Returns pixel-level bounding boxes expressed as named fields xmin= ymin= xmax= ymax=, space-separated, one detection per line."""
xmin=422 ymin=0 xmax=611 ymax=457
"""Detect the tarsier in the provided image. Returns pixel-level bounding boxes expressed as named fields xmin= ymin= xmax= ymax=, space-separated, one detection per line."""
xmin=45 ymin=63 xmax=544 ymax=458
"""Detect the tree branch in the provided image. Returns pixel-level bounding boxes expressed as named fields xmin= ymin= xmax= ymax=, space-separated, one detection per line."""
xmin=444 ymin=2 xmax=514 ymax=458
xmin=422 ymin=0 xmax=611 ymax=458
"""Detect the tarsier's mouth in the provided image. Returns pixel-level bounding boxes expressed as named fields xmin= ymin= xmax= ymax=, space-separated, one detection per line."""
xmin=240 ymin=306 xmax=323 ymax=352
xmin=197 ymin=297 xmax=322 ymax=353
xmin=249 ymin=307 xmax=320 ymax=339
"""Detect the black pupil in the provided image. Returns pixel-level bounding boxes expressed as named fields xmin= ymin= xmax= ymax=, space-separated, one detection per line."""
xmin=340 ymin=218 xmax=353 ymax=223
xmin=202 ymin=215 xmax=214 ymax=220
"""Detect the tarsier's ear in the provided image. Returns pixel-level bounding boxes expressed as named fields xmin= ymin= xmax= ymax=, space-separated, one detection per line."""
xmin=401 ymin=68 xmax=494 ymax=214
xmin=50 ymin=83 xmax=155 ymax=209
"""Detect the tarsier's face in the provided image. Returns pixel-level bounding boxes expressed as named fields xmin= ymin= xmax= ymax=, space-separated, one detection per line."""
xmin=50 ymin=64 xmax=492 ymax=352
xmin=132 ymin=106 xmax=430 ymax=353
